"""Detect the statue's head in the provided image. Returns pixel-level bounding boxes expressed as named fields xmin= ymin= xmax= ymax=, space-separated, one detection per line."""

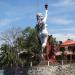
xmin=36 ymin=13 xmax=44 ymax=21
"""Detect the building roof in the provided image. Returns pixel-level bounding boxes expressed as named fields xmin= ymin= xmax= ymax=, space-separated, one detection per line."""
xmin=61 ymin=39 xmax=75 ymax=47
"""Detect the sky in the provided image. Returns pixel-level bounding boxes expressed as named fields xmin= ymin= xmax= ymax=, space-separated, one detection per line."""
xmin=0 ymin=0 xmax=75 ymax=41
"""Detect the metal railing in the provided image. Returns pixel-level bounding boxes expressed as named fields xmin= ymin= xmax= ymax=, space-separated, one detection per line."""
xmin=30 ymin=60 xmax=75 ymax=66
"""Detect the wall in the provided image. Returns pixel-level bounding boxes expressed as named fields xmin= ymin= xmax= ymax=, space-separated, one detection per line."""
xmin=0 ymin=70 xmax=3 ymax=75
xmin=4 ymin=64 xmax=75 ymax=75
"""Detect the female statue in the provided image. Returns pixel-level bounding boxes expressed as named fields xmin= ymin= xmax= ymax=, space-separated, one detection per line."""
xmin=36 ymin=4 xmax=48 ymax=57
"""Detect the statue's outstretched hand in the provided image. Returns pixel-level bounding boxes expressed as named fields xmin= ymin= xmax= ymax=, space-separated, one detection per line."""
xmin=45 ymin=3 xmax=48 ymax=10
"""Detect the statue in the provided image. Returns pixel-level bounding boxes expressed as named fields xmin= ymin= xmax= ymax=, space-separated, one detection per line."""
xmin=35 ymin=4 xmax=48 ymax=58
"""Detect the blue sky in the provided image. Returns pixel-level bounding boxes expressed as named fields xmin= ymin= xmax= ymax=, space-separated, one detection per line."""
xmin=0 ymin=0 xmax=75 ymax=41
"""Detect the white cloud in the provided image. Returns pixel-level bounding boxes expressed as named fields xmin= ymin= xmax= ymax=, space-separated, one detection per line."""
xmin=0 ymin=17 xmax=21 ymax=26
xmin=51 ymin=0 xmax=75 ymax=7
xmin=6 ymin=8 xmax=29 ymax=17
xmin=49 ymin=17 xmax=74 ymax=25
xmin=48 ymin=0 xmax=75 ymax=19
xmin=53 ymin=33 xmax=75 ymax=41
xmin=49 ymin=28 xmax=75 ymax=32
xmin=0 ymin=19 xmax=12 ymax=26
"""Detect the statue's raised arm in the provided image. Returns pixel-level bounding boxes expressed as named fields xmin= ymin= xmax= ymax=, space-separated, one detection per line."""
xmin=43 ymin=4 xmax=48 ymax=23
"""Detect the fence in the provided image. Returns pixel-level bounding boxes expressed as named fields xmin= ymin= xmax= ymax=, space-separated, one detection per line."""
xmin=29 ymin=60 xmax=75 ymax=66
